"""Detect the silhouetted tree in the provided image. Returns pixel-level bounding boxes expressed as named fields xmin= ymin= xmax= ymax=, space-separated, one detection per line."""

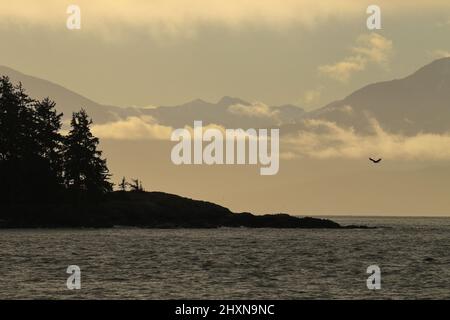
xmin=119 ymin=176 xmax=128 ymax=192
xmin=0 ymin=77 xmax=114 ymax=209
xmin=0 ymin=77 xmax=35 ymax=161
xmin=129 ymin=178 xmax=144 ymax=192
xmin=0 ymin=77 xmax=58 ymax=203
xmin=33 ymin=97 xmax=64 ymax=183
xmin=63 ymin=109 xmax=113 ymax=199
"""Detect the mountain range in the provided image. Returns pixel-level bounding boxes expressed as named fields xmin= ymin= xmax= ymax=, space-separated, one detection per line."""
xmin=310 ymin=57 xmax=450 ymax=135
xmin=0 ymin=65 xmax=304 ymax=128
xmin=1 ymin=57 xmax=450 ymax=134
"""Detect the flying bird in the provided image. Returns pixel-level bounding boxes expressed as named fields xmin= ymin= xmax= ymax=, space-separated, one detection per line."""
xmin=369 ymin=158 xmax=382 ymax=163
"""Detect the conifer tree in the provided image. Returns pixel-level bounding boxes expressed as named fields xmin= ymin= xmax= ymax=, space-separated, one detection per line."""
xmin=0 ymin=76 xmax=34 ymax=161
xmin=0 ymin=77 xmax=39 ymax=203
xmin=63 ymin=109 xmax=112 ymax=197
xmin=33 ymin=97 xmax=64 ymax=182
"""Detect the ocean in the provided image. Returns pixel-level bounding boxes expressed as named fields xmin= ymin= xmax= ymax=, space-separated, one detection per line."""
xmin=0 ymin=217 xmax=449 ymax=299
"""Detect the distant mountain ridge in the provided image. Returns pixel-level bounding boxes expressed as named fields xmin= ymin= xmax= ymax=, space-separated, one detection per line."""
xmin=2 ymin=58 xmax=450 ymax=134
xmin=141 ymin=96 xmax=305 ymax=128
xmin=0 ymin=66 xmax=305 ymax=128
xmin=309 ymin=57 xmax=450 ymax=135
xmin=0 ymin=65 xmax=128 ymax=124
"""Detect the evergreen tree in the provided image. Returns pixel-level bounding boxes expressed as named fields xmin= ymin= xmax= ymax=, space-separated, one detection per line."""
xmin=0 ymin=77 xmax=41 ymax=203
xmin=33 ymin=97 xmax=64 ymax=183
xmin=0 ymin=77 xmax=113 ymax=206
xmin=0 ymin=76 xmax=35 ymax=161
xmin=63 ymin=109 xmax=113 ymax=198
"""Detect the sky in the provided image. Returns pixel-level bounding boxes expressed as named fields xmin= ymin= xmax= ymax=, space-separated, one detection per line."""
xmin=1 ymin=1 xmax=450 ymax=216
xmin=0 ymin=0 xmax=449 ymax=109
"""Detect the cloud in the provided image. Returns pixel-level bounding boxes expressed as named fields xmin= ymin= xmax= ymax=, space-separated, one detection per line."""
xmin=429 ymin=49 xmax=450 ymax=59
xmin=91 ymin=116 xmax=173 ymax=140
xmin=90 ymin=117 xmax=254 ymax=142
xmin=84 ymin=112 xmax=450 ymax=161
xmin=90 ymin=116 xmax=266 ymax=142
xmin=340 ymin=105 xmax=354 ymax=115
xmin=0 ymin=1 xmax=449 ymax=38
xmin=352 ymin=33 xmax=393 ymax=65
xmin=228 ymin=102 xmax=280 ymax=119
xmin=318 ymin=33 xmax=393 ymax=82
xmin=284 ymin=118 xmax=450 ymax=160
xmin=318 ymin=56 xmax=367 ymax=82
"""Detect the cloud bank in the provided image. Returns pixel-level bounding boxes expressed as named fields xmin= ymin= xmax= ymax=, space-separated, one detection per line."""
xmin=91 ymin=113 xmax=450 ymax=162
xmin=91 ymin=116 xmax=173 ymax=140
xmin=1 ymin=1 xmax=449 ymax=38
xmin=284 ymin=118 xmax=450 ymax=160
xmin=228 ymin=102 xmax=280 ymax=119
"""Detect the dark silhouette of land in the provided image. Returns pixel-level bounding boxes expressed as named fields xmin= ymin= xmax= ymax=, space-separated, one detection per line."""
xmin=0 ymin=190 xmax=370 ymax=229
xmin=0 ymin=76 xmax=368 ymax=229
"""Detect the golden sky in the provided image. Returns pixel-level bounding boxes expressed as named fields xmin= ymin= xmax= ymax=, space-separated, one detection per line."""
xmin=1 ymin=1 xmax=450 ymax=215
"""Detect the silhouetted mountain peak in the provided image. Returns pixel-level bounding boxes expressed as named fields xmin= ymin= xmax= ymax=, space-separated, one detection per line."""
xmin=0 ymin=65 xmax=125 ymax=124
xmin=217 ymin=96 xmax=249 ymax=106
xmin=178 ymin=98 xmax=212 ymax=108
xmin=310 ymin=58 xmax=450 ymax=135
xmin=410 ymin=57 xmax=450 ymax=78
xmin=190 ymin=98 xmax=208 ymax=104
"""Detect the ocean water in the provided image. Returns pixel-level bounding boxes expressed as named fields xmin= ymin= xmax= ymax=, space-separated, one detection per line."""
xmin=0 ymin=217 xmax=449 ymax=299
